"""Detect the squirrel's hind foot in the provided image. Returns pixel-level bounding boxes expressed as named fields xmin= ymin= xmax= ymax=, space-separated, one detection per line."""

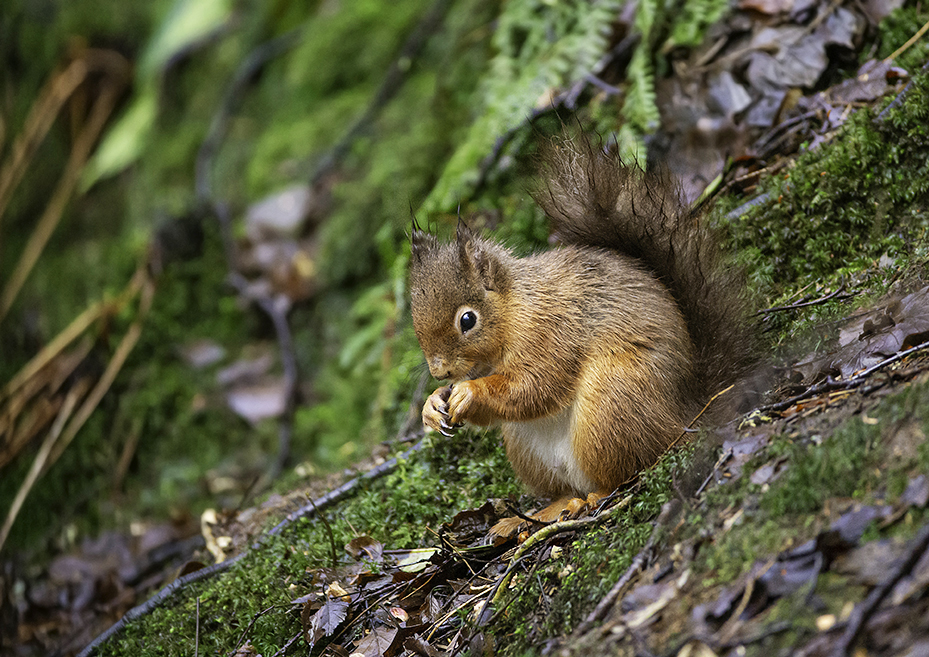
xmin=488 ymin=492 xmax=607 ymax=540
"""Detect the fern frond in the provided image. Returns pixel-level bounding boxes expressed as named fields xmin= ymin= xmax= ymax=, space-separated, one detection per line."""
xmin=423 ymin=0 xmax=622 ymax=213
xmin=667 ymin=0 xmax=731 ymax=48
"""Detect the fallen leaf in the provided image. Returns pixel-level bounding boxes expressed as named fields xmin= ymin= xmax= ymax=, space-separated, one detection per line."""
xmin=404 ymin=634 xmax=443 ymax=657
xmin=750 ymin=455 xmax=789 ymax=485
xmin=308 ymin=598 xmax=349 ymax=645
xmin=352 ymin=626 xmax=398 ymax=657
xmin=901 ymin=475 xmax=929 ymax=509
xmin=834 ymin=538 xmax=908 ymax=585
xmin=623 ymin=570 xmax=691 ymax=629
xmin=245 ymin=184 xmax=316 ymax=241
xmin=825 ymin=59 xmax=907 ymax=106
xmin=396 ymin=549 xmax=438 ymax=573
xmin=216 ymin=353 xmax=274 ymax=386
xmin=179 ymin=339 xmax=226 ymax=368
xmin=225 ymin=379 xmax=287 ymax=424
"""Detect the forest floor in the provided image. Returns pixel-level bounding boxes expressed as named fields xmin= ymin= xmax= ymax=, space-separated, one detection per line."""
xmin=2 ymin=1 xmax=929 ymax=656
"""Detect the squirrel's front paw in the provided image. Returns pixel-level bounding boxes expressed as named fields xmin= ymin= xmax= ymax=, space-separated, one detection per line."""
xmin=422 ymin=386 xmax=462 ymax=437
xmin=446 ymin=381 xmax=477 ymax=425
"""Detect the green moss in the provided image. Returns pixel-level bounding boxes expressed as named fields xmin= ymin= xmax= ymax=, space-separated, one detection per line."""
xmin=872 ymin=6 xmax=929 ymax=68
xmin=96 ymin=426 xmax=521 ymax=655
xmin=491 ymin=444 xmax=699 ymax=653
xmin=0 ymin=221 xmax=268 ymax=551
xmin=761 ymin=418 xmax=880 ymax=515
xmin=722 ymin=68 xmax=929 ymax=299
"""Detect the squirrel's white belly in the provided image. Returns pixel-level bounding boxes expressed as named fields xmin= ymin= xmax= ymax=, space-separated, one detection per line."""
xmin=502 ymin=401 xmax=596 ymax=494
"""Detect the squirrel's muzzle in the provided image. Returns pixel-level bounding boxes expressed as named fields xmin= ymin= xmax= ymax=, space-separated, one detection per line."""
xmin=427 ymin=356 xmax=452 ymax=381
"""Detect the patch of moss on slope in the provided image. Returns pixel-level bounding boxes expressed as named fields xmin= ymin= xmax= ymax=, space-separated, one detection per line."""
xmin=488 ymin=444 xmax=700 ymax=653
xmin=97 ymin=427 xmax=521 ymax=656
xmin=724 ymin=68 xmax=929 ymax=297
xmin=697 ymin=376 xmax=929 ymax=587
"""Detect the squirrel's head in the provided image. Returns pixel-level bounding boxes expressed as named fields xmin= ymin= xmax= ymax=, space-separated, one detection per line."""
xmin=409 ymin=220 xmax=511 ymax=382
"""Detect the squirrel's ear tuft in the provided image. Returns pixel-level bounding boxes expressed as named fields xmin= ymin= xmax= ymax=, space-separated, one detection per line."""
xmin=456 ymin=219 xmax=479 ymax=277
xmin=410 ymin=225 xmax=436 ymax=263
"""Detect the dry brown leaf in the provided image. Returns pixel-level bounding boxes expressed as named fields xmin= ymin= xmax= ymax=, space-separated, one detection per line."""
xmin=307 ymin=598 xmax=349 ymax=645
xmin=352 ymin=626 xmax=399 ymax=657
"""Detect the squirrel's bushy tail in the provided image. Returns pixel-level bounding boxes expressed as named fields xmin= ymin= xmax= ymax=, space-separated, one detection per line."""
xmin=533 ymin=134 xmax=755 ymax=404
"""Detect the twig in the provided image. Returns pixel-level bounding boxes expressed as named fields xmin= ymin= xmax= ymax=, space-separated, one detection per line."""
xmin=657 ymin=621 xmax=792 ymax=657
xmin=491 ymin=493 xmax=634 ymax=606
xmin=876 ymin=59 xmax=929 ymax=123
xmin=78 ymin=553 xmax=245 ymax=657
xmin=228 ymin=605 xmax=286 ymax=657
xmin=266 ymin=435 xmax=424 ymax=536
xmin=480 ymin=550 xmax=545 ymax=628
xmin=195 ymin=29 xmax=302 ymax=205
xmin=754 ymin=111 xmax=820 ymax=153
xmin=718 ymin=558 xmax=776 ymax=643
xmin=666 ymin=384 xmax=734 ymax=451
xmin=269 ymin=630 xmax=303 ymax=657
xmin=310 ymin=496 xmax=338 ymax=569
xmin=194 ymin=26 xmax=303 ymax=475
xmin=195 ymin=597 xmax=200 ymax=657
xmin=760 ymin=338 xmax=929 ymax=414
xmin=307 ymin=0 xmax=454 ymax=186
xmin=724 ymin=193 xmax=772 ymax=221
xmin=756 ymin=283 xmax=850 ymax=315
xmin=571 ymin=499 xmax=683 ymax=639
xmin=883 ymin=17 xmax=929 ymax=64
xmin=831 ymin=522 xmax=929 ymax=657
xmin=504 ymin=501 xmax=554 ymax=528
xmin=695 ymin=448 xmax=733 ymax=497
xmin=572 ymin=526 xmax=659 ymax=636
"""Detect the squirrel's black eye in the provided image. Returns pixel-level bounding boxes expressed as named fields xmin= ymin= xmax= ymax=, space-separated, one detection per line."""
xmin=459 ymin=311 xmax=477 ymax=333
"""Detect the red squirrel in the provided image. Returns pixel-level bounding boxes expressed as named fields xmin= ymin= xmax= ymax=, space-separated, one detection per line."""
xmin=409 ymin=135 xmax=754 ymax=534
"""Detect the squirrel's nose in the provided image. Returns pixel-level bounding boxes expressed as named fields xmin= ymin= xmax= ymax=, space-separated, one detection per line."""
xmin=428 ymin=357 xmax=451 ymax=380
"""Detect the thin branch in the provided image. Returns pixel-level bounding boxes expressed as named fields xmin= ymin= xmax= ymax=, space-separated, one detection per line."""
xmin=228 ymin=605 xmax=283 ymax=657
xmin=756 ymin=283 xmax=850 ymax=315
xmin=195 ymin=29 xmax=302 ymax=205
xmin=266 ymin=435 xmax=424 ymax=537
xmin=572 ymin=526 xmax=658 ymax=636
xmin=883 ymin=18 xmax=929 ymax=64
xmin=78 ymin=427 xmax=424 ymax=655
xmin=307 ymin=0 xmax=455 ymax=186
xmin=666 ymin=384 xmax=734 ymax=452
xmin=876 ymin=59 xmax=929 ymax=123
xmin=831 ymin=522 xmax=929 ymax=657
xmin=269 ymin=631 xmax=303 ymax=657
xmin=491 ymin=493 xmax=635 ymax=606
xmin=760 ymin=339 xmax=929 ymax=414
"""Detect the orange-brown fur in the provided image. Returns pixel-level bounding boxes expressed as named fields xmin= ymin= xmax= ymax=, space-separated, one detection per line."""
xmin=409 ymin=134 xmax=753 ymax=525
